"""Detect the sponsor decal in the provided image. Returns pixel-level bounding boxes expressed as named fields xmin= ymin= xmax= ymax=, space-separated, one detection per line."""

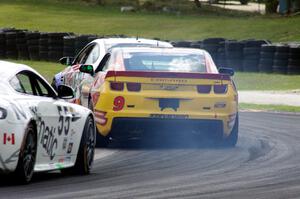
xmin=62 ymin=137 xmax=68 ymax=150
xmin=38 ymin=105 xmax=77 ymax=160
xmin=67 ymin=143 xmax=73 ymax=154
xmin=113 ymin=96 xmax=125 ymax=111
xmin=150 ymin=114 xmax=188 ymax=119
xmin=3 ymin=133 xmax=15 ymax=145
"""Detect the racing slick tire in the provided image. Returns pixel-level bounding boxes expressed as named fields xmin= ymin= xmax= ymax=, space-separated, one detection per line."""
xmin=223 ymin=114 xmax=239 ymax=147
xmin=14 ymin=123 xmax=37 ymax=184
xmin=88 ymin=100 xmax=109 ymax=148
xmin=62 ymin=116 xmax=96 ymax=175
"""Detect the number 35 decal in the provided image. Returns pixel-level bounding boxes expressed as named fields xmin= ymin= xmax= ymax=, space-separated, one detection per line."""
xmin=113 ymin=96 xmax=125 ymax=111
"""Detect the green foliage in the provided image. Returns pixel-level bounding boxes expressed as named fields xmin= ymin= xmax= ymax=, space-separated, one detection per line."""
xmin=239 ymin=0 xmax=250 ymax=5
xmin=265 ymin=0 xmax=278 ymax=13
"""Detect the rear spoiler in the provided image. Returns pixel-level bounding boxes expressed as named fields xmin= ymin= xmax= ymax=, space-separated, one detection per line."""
xmin=105 ymin=71 xmax=230 ymax=80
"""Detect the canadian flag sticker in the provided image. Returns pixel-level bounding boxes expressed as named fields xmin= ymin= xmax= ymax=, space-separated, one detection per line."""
xmin=3 ymin=133 xmax=15 ymax=145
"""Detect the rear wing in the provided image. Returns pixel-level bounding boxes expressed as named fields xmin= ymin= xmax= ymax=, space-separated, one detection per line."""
xmin=105 ymin=71 xmax=231 ymax=81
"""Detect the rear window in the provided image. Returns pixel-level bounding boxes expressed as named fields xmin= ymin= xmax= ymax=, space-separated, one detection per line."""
xmin=123 ymin=52 xmax=207 ymax=73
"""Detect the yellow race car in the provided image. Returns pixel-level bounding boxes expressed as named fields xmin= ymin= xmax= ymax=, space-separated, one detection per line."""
xmin=80 ymin=47 xmax=238 ymax=147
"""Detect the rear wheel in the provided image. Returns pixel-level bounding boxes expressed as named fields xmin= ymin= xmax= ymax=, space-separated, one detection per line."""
xmin=15 ymin=123 xmax=37 ymax=184
xmin=223 ymin=114 xmax=239 ymax=147
xmin=63 ymin=116 xmax=96 ymax=175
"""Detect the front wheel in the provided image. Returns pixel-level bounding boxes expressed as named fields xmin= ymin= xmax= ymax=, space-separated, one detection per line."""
xmin=15 ymin=123 xmax=37 ymax=184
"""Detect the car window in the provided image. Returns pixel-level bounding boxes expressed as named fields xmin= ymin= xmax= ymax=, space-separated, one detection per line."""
xmin=122 ymin=52 xmax=207 ymax=73
xmin=16 ymin=73 xmax=34 ymax=94
xmin=85 ymin=44 xmax=100 ymax=65
xmin=11 ymin=71 xmax=56 ymax=97
xmin=74 ymin=44 xmax=96 ymax=65
xmin=10 ymin=76 xmax=26 ymax=93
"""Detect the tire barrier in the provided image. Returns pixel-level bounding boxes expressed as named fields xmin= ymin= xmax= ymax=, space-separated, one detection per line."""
xmin=288 ymin=46 xmax=300 ymax=75
xmin=225 ymin=40 xmax=244 ymax=71
xmin=1 ymin=27 xmax=300 ymax=75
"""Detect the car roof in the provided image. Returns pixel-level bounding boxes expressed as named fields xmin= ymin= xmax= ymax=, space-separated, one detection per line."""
xmin=111 ymin=47 xmax=206 ymax=55
xmin=0 ymin=61 xmax=40 ymax=81
xmin=92 ymin=37 xmax=172 ymax=47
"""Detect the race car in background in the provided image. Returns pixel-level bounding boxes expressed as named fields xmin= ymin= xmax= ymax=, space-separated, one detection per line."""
xmin=52 ymin=38 xmax=172 ymax=106
xmin=80 ymin=47 xmax=239 ymax=147
xmin=0 ymin=61 xmax=96 ymax=183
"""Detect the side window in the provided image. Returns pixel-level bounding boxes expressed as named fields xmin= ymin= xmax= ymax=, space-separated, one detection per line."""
xmin=15 ymin=73 xmax=34 ymax=94
xmin=35 ymin=78 xmax=51 ymax=97
xmin=10 ymin=71 xmax=55 ymax=97
xmin=100 ymin=54 xmax=111 ymax=72
xmin=74 ymin=44 xmax=95 ymax=65
xmin=85 ymin=44 xmax=100 ymax=65
xmin=10 ymin=76 xmax=26 ymax=93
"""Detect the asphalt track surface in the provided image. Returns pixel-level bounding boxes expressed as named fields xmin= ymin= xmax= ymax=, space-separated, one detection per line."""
xmin=1 ymin=111 xmax=300 ymax=199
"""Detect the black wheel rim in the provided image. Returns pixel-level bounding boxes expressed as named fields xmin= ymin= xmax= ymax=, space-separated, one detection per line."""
xmin=86 ymin=120 xmax=95 ymax=168
xmin=23 ymin=131 xmax=36 ymax=181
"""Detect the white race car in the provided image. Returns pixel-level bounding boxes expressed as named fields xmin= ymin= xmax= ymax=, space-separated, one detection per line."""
xmin=0 ymin=61 xmax=96 ymax=183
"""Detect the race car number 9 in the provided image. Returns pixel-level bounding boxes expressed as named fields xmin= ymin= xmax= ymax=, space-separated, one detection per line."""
xmin=113 ymin=96 xmax=125 ymax=111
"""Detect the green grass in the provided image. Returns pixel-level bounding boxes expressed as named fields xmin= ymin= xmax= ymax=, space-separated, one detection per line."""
xmin=240 ymin=103 xmax=300 ymax=112
xmin=0 ymin=0 xmax=299 ymax=41
xmin=234 ymin=72 xmax=300 ymax=90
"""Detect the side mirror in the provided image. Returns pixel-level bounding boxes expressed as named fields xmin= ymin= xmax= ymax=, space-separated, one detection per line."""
xmin=219 ymin=67 xmax=234 ymax=76
xmin=57 ymin=85 xmax=74 ymax=99
xmin=59 ymin=57 xmax=74 ymax=66
xmin=79 ymin=64 xmax=94 ymax=76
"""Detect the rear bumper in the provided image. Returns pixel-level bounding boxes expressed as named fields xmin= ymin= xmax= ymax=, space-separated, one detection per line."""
xmin=108 ymin=117 xmax=224 ymax=140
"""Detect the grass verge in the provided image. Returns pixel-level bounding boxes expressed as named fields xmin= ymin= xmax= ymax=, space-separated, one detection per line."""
xmin=0 ymin=0 xmax=299 ymax=41
xmin=234 ymin=72 xmax=300 ymax=91
xmin=240 ymin=103 xmax=300 ymax=113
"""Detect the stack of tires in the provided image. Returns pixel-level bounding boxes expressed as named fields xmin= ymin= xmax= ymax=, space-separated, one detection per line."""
xmin=288 ymin=46 xmax=300 ymax=74
xmin=75 ymin=35 xmax=93 ymax=55
xmin=16 ymin=31 xmax=29 ymax=60
xmin=48 ymin=32 xmax=69 ymax=62
xmin=171 ymin=41 xmax=192 ymax=48
xmin=0 ymin=32 xmax=5 ymax=58
xmin=258 ymin=44 xmax=276 ymax=73
xmin=26 ymin=32 xmax=40 ymax=60
xmin=216 ymin=41 xmax=227 ymax=68
xmin=5 ymin=31 xmax=18 ymax=59
xmin=243 ymin=40 xmax=268 ymax=72
xmin=63 ymin=35 xmax=76 ymax=57
xmin=273 ymin=45 xmax=289 ymax=74
xmin=39 ymin=32 xmax=49 ymax=61
xmin=225 ymin=41 xmax=244 ymax=71
xmin=190 ymin=41 xmax=201 ymax=49
xmin=201 ymin=38 xmax=225 ymax=64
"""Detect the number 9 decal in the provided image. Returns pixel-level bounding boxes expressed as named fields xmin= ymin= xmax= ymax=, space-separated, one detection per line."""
xmin=113 ymin=96 xmax=125 ymax=111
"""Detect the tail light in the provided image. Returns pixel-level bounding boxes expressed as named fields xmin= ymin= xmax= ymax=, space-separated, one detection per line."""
xmin=127 ymin=82 xmax=141 ymax=92
xmin=214 ymin=85 xmax=228 ymax=94
xmin=197 ymin=85 xmax=211 ymax=94
xmin=110 ymin=82 xmax=124 ymax=91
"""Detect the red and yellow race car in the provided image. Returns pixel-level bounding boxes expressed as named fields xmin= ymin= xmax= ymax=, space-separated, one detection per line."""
xmin=80 ymin=47 xmax=238 ymax=147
